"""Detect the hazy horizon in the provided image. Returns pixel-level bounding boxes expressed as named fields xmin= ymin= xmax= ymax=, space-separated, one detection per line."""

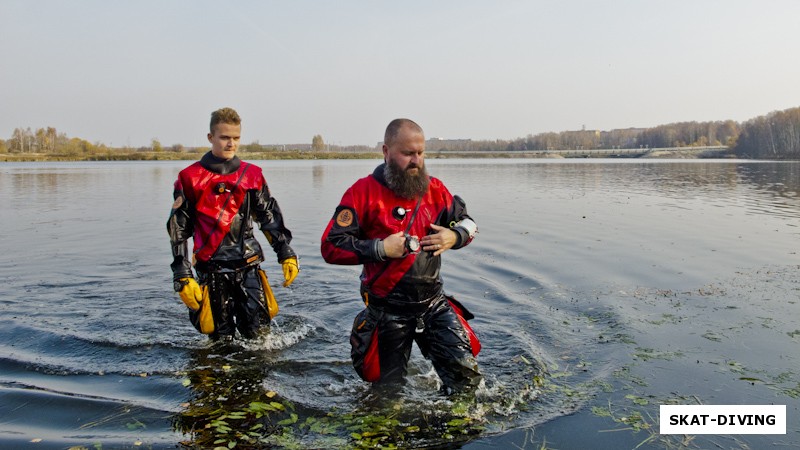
xmin=2 ymin=1 xmax=799 ymax=148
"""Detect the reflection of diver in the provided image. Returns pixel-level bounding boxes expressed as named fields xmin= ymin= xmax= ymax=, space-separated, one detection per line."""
xmin=173 ymin=344 xmax=279 ymax=446
xmin=175 ymin=344 xmax=482 ymax=449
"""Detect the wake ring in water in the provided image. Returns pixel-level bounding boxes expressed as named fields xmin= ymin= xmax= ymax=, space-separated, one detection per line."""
xmin=240 ymin=315 xmax=316 ymax=352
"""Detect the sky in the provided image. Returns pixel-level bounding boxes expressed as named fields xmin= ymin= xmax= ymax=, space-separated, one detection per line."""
xmin=2 ymin=1 xmax=799 ymax=148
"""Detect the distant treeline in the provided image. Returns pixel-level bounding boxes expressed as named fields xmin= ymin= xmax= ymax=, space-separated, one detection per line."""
xmin=426 ymin=106 xmax=800 ymax=160
xmin=2 ymin=106 xmax=799 ymax=160
xmin=523 ymin=121 xmax=738 ymax=151
xmin=733 ymin=107 xmax=800 ymax=159
xmin=0 ymin=131 xmax=376 ymax=161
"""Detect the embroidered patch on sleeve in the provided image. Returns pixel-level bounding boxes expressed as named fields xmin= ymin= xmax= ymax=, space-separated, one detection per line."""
xmin=336 ymin=208 xmax=354 ymax=227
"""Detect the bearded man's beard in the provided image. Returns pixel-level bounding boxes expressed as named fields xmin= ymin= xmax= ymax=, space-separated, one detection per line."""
xmin=384 ymin=158 xmax=430 ymax=199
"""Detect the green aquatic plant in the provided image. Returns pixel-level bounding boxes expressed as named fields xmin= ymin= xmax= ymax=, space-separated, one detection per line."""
xmin=783 ymin=383 xmax=800 ymax=399
xmin=591 ymin=398 xmax=666 ymax=449
xmin=175 ymin=361 xmax=488 ymax=449
xmin=632 ymin=347 xmax=683 ymax=362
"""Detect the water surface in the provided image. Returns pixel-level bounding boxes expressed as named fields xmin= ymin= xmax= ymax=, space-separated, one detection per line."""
xmin=0 ymin=159 xmax=798 ymax=449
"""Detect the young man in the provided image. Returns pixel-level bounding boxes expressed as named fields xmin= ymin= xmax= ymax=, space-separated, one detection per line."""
xmin=321 ymin=118 xmax=482 ymax=394
xmin=168 ymin=107 xmax=298 ymax=340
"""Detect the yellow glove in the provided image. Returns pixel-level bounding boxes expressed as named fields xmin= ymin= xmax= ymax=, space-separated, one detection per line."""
xmin=280 ymin=257 xmax=299 ymax=287
xmin=177 ymin=277 xmax=203 ymax=310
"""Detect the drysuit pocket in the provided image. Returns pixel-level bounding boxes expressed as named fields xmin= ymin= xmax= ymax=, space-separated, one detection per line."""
xmin=350 ymin=306 xmax=383 ymax=382
xmin=446 ymin=295 xmax=481 ymax=357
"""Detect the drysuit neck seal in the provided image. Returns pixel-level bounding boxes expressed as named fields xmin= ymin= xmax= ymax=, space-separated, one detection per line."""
xmin=201 ymin=151 xmax=241 ymax=175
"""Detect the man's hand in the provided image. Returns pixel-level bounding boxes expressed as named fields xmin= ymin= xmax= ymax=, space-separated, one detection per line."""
xmin=281 ymin=257 xmax=299 ymax=287
xmin=382 ymin=231 xmax=407 ymax=259
xmin=177 ymin=277 xmax=203 ymax=310
xmin=419 ymin=224 xmax=457 ymax=256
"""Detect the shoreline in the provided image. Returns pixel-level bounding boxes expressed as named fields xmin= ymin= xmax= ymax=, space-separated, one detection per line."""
xmin=0 ymin=147 xmax=755 ymax=162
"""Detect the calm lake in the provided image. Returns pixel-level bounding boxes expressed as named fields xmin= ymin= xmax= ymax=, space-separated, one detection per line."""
xmin=0 ymin=158 xmax=798 ymax=449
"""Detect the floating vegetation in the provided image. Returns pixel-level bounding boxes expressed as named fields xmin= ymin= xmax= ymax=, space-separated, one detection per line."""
xmin=175 ymin=387 xmax=489 ymax=449
xmin=782 ymin=383 xmax=800 ymax=399
xmin=592 ymin=403 xmax=653 ymax=433
xmin=701 ymin=331 xmax=723 ymax=342
xmin=646 ymin=313 xmax=683 ymax=326
xmin=631 ymin=347 xmax=683 ymax=362
xmin=172 ymin=345 xmax=519 ymax=449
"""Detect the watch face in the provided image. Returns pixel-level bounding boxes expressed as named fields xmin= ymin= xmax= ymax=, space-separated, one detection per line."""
xmin=406 ymin=236 xmax=420 ymax=253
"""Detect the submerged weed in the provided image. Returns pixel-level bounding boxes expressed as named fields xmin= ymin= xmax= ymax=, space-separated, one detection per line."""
xmin=632 ymin=347 xmax=683 ymax=362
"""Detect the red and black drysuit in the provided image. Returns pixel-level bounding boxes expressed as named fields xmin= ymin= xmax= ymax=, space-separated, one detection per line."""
xmin=321 ymin=163 xmax=481 ymax=393
xmin=168 ymin=152 xmax=295 ymax=339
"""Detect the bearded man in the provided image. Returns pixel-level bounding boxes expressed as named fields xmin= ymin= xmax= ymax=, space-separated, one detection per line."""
xmin=321 ymin=118 xmax=482 ymax=395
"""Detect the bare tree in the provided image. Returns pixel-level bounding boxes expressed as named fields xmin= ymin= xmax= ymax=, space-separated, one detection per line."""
xmin=312 ymin=134 xmax=325 ymax=151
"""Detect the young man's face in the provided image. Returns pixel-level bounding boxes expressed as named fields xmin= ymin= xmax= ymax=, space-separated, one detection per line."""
xmin=208 ymin=122 xmax=241 ymax=160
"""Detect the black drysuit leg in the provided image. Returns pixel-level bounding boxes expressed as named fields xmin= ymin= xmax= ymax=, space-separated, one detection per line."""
xmin=195 ymin=267 xmax=268 ymax=339
xmin=375 ymin=297 xmax=482 ymax=393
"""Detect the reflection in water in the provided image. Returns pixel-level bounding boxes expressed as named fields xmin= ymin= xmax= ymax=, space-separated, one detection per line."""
xmin=737 ymin=160 xmax=800 ymax=194
xmin=738 ymin=162 xmax=800 ymax=218
xmin=736 ymin=162 xmax=800 ymax=218
xmin=173 ymin=319 xmax=549 ymax=448
xmin=173 ymin=343 xmax=289 ymax=448
xmin=312 ymin=163 xmax=325 ymax=192
xmin=435 ymin=159 xmax=800 ymax=220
